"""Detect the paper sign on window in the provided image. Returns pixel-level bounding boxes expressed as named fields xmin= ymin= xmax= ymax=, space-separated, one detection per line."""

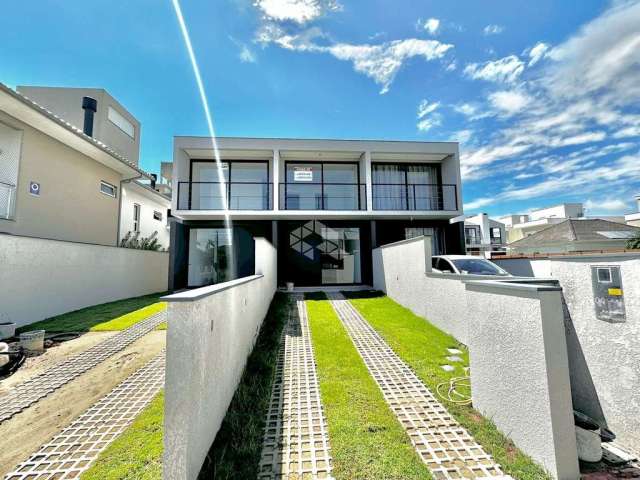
xmin=293 ymin=167 xmax=313 ymax=182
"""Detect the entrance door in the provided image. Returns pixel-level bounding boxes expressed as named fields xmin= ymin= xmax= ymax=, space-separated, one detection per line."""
xmin=284 ymin=221 xmax=362 ymax=286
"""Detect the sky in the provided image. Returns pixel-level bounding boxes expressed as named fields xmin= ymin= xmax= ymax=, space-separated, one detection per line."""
xmin=1 ymin=0 xmax=639 ymax=217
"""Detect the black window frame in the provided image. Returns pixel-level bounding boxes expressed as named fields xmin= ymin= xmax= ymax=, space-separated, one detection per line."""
xmin=372 ymin=162 xmax=444 ymax=210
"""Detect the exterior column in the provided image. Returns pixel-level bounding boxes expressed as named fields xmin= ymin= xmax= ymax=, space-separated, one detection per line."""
xmin=273 ymin=149 xmax=280 ymax=211
xmin=364 ymin=151 xmax=373 ymax=211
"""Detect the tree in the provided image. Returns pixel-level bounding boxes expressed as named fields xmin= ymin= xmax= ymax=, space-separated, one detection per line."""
xmin=119 ymin=231 xmax=163 ymax=251
xmin=626 ymin=232 xmax=640 ymax=249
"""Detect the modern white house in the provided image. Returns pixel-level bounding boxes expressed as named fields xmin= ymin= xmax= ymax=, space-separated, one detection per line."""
xmin=168 ymin=136 xmax=465 ymax=289
xmin=462 ymin=213 xmax=507 ymax=256
xmin=498 ymin=203 xmax=585 ymax=243
xmin=1 ymin=84 xmax=171 ymax=248
xmin=625 ymin=194 xmax=640 ymax=227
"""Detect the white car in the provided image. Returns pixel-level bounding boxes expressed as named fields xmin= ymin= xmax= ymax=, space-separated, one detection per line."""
xmin=432 ymin=255 xmax=512 ymax=276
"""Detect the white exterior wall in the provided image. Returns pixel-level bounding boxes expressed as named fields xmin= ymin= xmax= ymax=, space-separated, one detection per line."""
xmin=495 ymin=254 xmax=640 ymax=453
xmin=530 ymin=203 xmax=583 ymax=221
xmin=163 ymin=238 xmax=277 ymax=480
xmin=0 ymin=233 xmax=168 ymax=327
xmin=120 ymin=182 xmax=170 ymax=249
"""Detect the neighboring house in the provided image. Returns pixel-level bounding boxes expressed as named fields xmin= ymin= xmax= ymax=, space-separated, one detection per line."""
xmin=498 ymin=203 xmax=585 ymax=243
xmin=120 ymin=180 xmax=171 ymax=249
xmin=7 ymin=84 xmax=171 ymax=248
xmin=508 ymin=218 xmax=640 ymax=255
xmin=625 ymin=194 xmax=640 ymax=227
xmin=0 ymin=82 xmax=150 ymax=246
xmin=169 ymin=137 xmax=465 ymax=289
xmin=463 ymin=213 xmax=507 ymax=256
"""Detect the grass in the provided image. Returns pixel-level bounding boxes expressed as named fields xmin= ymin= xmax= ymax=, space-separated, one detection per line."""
xmin=305 ymin=291 xmax=433 ymax=480
xmin=343 ymin=291 xmax=552 ymax=480
xmin=16 ymin=292 xmax=168 ymax=333
xmin=81 ymin=392 xmax=164 ymax=480
xmin=89 ymin=302 xmax=167 ymax=331
xmin=198 ymin=292 xmax=290 ymax=479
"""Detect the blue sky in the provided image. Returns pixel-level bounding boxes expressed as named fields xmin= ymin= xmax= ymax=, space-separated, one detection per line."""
xmin=2 ymin=0 xmax=639 ymax=216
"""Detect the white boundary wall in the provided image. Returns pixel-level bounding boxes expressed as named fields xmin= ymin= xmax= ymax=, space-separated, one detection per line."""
xmin=373 ymin=236 xmax=580 ymax=479
xmin=0 ymin=233 xmax=168 ymax=327
xmin=495 ymin=254 xmax=640 ymax=454
xmin=163 ymin=238 xmax=277 ymax=480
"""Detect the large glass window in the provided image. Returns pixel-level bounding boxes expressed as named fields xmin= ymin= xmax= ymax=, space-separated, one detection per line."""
xmin=320 ymin=226 xmax=361 ymax=284
xmin=405 ymin=227 xmax=444 ymax=255
xmin=284 ymin=162 xmax=360 ymax=210
xmin=230 ymin=162 xmax=269 ymax=209
xmin=188 ymin=228 xmax=233 ymax=287
xmin=373 ymin=163 xmax=440 ymax=210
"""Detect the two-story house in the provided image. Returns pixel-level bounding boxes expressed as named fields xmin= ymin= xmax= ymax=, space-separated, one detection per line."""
xmin=168 ymin=137 xmax=465 ymax=289
xmin=463 ymin=213 xmax=507 ymax=257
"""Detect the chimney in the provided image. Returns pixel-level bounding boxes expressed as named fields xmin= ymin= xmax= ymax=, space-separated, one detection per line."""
xmin=150 ymin=174 xmax=157 ymax=190
xmin=81 ymin=96 xmax=97 ymax=137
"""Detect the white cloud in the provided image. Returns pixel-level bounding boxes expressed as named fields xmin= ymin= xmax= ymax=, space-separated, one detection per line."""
xmin=464 ymin=55 xmax=525 ymax=83
xmin=416 ymin=100 xmax=441 ymax=131
xmin=488 ymin=90 xmax=531 ymax=115
xmin=445 ymin=60 xmax=457 ymax=71
xmin=454 ymin=129 xmax=474 ymax=144
xmin=526 ymin=42 xmax=550 ymax=66
xmin=423 ymin=18 xmax=440 ymax=35
xmin=239 ymin=45 xmax=257 ymax=63
xmin=254 ymin=0 xmax=341 ymax=24
xmin=585 ymin=198 xmax=628 ymax=213
xmin=612 ymin=126 xmax=640 ymax=138
xmin=465 ymin=197 xmax=493 ymax=210
xmin=483 ymin=24 xmax=504 ymax=35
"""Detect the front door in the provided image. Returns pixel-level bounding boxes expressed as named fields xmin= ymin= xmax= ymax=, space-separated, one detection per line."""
xmin=283 ymin=220 xmax=362 ymax=286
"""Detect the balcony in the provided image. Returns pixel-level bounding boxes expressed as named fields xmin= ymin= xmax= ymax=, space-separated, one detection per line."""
xmin=0 ymin=181 xmax=16 ymax=220
xmin=279 ymin=182 xmax=367 ymax=210
xmin=372 ymin=183 xmax=458 ymax=211
xmin=177 ymin=182 xmax=272 ymax=210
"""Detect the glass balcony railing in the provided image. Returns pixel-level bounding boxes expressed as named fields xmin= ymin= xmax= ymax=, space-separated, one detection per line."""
xmin=177 ymin=182 xmax=272 ymax=210
xmin=372 ymin=183 xmax=458 ymax=211
xmin=279 ymin=182 xmax=367 ymax=210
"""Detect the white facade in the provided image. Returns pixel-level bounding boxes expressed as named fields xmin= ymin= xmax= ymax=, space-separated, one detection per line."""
xmin=120 ymin=181 xmax=171 ymax=249
xmin=530 ymin=203 xmax=584 ymax=221
xmin=625 ymin=194 xmax=640 ymax=227
xmin=463 ymin=213 xmax=506 ymax=255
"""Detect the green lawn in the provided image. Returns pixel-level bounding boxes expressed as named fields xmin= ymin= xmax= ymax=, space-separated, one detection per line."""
xmin=199 ymin=292 xmax=290 ymax=479
xmin=17 ymin=292 xmax=168 ymax=333
xmin=343 ymin=291 xmax=552 ymax=480
xmin=81 ymin=392 xmax=164 ymax=480
xmin=89 ymin=302 xmax=167 ymax=331
xmin=305 ymin=292 xmax=432 ymax=480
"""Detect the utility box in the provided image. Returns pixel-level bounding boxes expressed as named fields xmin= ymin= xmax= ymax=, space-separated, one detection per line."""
xmin=591 ymin=265 xmax=626 ymax=323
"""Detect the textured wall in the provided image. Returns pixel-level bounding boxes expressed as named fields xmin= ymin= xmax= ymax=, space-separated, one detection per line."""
xmin=466 ymin=282 xmax=579 ymax=480
xmin=163 ymin=238 xmax=277 ymax=480
xmin=497 ymin=255 xmax=640 ymax=454
xmin=0 ymin=233 xmax=168 ymax=327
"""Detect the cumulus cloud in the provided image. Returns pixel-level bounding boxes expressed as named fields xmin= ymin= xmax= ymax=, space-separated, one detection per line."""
xmin=483 ymin=24 xmax=504 ymax=35
xmin=464 ymin=55 xmax=525 ymax=83
xmin=422 ymin=18 xmax=440 ymax=35
xmin=526 ymin=42 xmax=550 ymax=66
xmin=254 ymin=0 xmax=341 ymax=24
xmin=488 ymin=90 xmax=531 ymax=115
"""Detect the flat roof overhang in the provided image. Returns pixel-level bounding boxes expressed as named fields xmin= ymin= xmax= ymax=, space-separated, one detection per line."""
xmin=172 ymin=210 xmax=461 ymax=221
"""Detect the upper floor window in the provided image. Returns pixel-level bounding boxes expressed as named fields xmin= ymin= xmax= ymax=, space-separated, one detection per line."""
xmin=100 ymin=181 xmax=117 ymax=198
xmin=372 ymin=163 xmax=447 ymax=210
xmin=153 ymin=210 xmax=163 ymax=221
xmin=490 ymin=227 xmax=502 ymax=243
xmin=133 ymin=203 xmax=141 ymax=232
xmin=107 ymin=107 xmax=135 ymax=139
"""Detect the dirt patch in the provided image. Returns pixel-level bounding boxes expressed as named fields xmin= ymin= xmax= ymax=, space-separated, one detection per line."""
xmin=0 ymin=330 xmax=165 ymax=476
xmin=0 ymin=331 xmax=118 ymax=392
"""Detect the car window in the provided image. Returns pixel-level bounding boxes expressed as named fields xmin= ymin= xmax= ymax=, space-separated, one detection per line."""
xmin=451 ymin=259 xmax=507 ymax=275
xmin=431 ymin=257 xmax=439 ymax=269
xmin=437 ymin=258 xmax=455 ymax=273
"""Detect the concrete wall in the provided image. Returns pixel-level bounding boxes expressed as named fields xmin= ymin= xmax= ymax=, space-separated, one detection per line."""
xmin=0 ymin=110 xmax=123 ymax=246
xmin=466 ymin=281 xmax=579 ymax=479
xmin=372 ymin=236 xmax=581 ymax=478
xmin=163 ymin=238 xmax=277 ymax=480
xmin=120 ymin=182 xmax=170 ymax=249
xmin=496 ymin=254 xmax=640 ymax=453
xmin=0 ymin=233 xmax=168 ymax=328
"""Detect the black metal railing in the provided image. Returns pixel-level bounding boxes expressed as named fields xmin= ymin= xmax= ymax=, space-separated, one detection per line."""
xmin=177 ymin=181 xmax=272 ymax=210
xmin=371 ymin=183 xmax=458 ymax=211
xmin=466 ymin=237 xmax=482 ymax=246
xmin=280 ymin=182 xmax=367 ymax=210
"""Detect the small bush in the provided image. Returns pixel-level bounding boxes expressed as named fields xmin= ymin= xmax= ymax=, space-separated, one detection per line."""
xmin=120 ymin=231 xmax=163 ymax=251
xmin=627 ymin=232 xmax=640 ymax=249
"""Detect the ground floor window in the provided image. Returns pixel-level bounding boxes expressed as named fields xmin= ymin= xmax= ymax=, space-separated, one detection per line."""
xmin=405 ymin=227 xmax=444 ymax=255
xmin=188 ymin=228 xmax=233 ymax=287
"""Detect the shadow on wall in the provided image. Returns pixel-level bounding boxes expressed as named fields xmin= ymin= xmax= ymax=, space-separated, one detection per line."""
xmin=562 ymin=296 xmax=607 ymax=428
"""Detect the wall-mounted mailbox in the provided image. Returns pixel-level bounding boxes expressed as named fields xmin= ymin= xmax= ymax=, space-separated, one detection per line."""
xmin=591 ymin=265 xmax=626 ymax=323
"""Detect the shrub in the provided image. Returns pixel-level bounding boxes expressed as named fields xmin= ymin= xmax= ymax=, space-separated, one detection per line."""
xmin=627 ymin=232 xmax=640 ymax=249
xmin=120 ymin=231 xmax=163 ymax=251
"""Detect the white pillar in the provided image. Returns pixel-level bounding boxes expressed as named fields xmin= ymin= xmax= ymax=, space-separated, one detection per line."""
xmin=364 ymin=151 xmax=373 ymax=211
xmin=273 ymin=149 xmax=280 ymax=211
